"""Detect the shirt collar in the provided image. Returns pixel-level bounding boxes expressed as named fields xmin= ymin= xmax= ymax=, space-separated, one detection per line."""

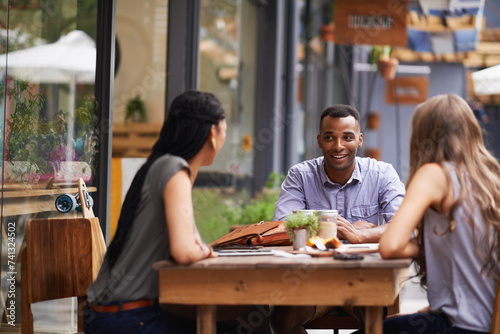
xmin=320 ymin=156 xmax=362 ymax=187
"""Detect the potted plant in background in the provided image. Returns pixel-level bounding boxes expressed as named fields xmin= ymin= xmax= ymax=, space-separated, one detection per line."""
xmin=6 ymin=81 xmax=69 ymax=185
xmin=53 ymin=95 xmax=99 ymax=183
xmin=285 ymin=211 xmax=319 ymax=250
xmin=367 ymin=111 xmax=381 ymax=130
xmin=6 ymin=80 xmax=98 ymax=186
xmin=371 ymin=45 xmax=399 ymax=80
xmin=320 ymin=23 xmax=335 ymax=42
xmin=125 ymin=94 xmax=146 ymax=123
xmin=320 ymin=0 xmax=335 ymax=42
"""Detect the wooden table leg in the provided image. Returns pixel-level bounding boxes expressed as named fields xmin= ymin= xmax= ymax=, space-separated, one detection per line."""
xmin=197 ymin=305 xmax=216 ymax=334
xmin=365 ymin=306 xmax=383 ymax=334
xmin=387 ymin=293 xmax=400 ymax=316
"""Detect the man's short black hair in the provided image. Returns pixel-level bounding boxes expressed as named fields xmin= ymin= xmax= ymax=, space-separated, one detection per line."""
xmin=320 ymin=104 xmax=360 ymax=131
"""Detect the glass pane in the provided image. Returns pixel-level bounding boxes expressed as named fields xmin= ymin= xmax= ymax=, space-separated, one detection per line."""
xmin=196 ymin=0 xmax=260 ymax=244
xmin=113 ymin=0 xmax=168 ymax=126
xmin=0 ymin=0 xmax=99 ymax=329
xmin=199 ymin=0 xmax=258 ymax=178
xmin=299 ymin=0 xmax=333 ymax=161
xmin=110 ymin=0 xmax=168 ymax=241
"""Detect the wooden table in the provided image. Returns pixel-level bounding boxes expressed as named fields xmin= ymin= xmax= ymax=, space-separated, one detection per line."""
xmin=154 ymin=252 xmax=411 ymax=334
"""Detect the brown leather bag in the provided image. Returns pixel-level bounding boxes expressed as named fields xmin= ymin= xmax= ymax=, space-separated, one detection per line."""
xmin=209 ymin=221 xmax=292 ymax=247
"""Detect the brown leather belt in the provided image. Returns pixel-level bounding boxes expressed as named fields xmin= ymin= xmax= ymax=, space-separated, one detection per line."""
xmin=89 ymin=299 xmax=155 ymax=313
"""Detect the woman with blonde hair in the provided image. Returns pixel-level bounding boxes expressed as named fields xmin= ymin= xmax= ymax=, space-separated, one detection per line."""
xmin=365 ymin=94 xmax=499 ymax=333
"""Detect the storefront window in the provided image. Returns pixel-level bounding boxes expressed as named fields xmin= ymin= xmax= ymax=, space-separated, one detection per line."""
xmin=0 ymin=0 xmax=99 ymax=329
xmin=109 ymin=0 xmax=168 ymax=241
xmin=298 ymin=0 xmax=335 ymax=161
xmin=199 ymin=0 xmax=258 ymax=179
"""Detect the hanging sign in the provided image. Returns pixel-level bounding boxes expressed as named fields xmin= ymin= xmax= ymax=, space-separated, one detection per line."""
xmin=334 ymin=0 xmax=409 ymax=46
xmin=386 ymin=76 xmax=429 ymax=104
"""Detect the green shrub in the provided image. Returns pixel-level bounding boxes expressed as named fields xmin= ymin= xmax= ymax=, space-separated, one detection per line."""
xmin=192 ymin=188 xmax=236 ymax=243
xmin=193 ymin=172 xmax=284 ymax=243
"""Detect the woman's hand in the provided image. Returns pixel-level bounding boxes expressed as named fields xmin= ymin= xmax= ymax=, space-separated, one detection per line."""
xmin=193 ymin=231 xmax=212 ymax=258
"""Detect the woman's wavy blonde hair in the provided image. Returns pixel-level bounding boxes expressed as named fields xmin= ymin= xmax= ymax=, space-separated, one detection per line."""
xmin=408 ymin=94 xmax=500 ymax=286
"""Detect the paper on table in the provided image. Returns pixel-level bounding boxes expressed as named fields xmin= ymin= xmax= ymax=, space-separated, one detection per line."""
xmin=335 ymin=243 xmax=379 ymax=254
xmin=271 ymin=249 xmax=312 ymax=258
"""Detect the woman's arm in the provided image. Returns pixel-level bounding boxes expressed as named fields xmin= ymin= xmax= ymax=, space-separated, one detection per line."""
xmin=379 ymin=163 xmax=450 ymax=259
xmin=164 ymin=169 xmax=211 ymax=264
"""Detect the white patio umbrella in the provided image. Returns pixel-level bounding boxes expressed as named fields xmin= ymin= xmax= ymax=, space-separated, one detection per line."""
xmin=0 ymin=30 xmax=96 ymax=84
xmin=0 ymin=30 xmax=96 ymax=162
xmin=471 ymin=64 xmax=500 ymax=96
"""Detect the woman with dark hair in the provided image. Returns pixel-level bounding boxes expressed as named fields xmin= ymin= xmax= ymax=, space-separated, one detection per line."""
xmin=83 ymin=90 xmax=227 ymax=333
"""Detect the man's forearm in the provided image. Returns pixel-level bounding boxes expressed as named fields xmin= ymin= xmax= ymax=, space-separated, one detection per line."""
xmin=356 ymin=222 xmax=388 ymax=243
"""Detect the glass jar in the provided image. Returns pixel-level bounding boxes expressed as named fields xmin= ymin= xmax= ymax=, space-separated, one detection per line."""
xmin=317 ymin=210 xmax=338 ymax=239
xmin=294 ymin=209 xmax=317 ymax=216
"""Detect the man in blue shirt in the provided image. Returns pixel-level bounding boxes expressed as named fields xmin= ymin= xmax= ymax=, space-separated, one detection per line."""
xmin=270 ymin=104 xmax=405 ymax=334
xmin=273 ymin=104 xmax=405 ymax=244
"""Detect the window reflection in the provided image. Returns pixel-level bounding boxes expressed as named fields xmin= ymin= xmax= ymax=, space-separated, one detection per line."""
xmin=0 ymin=0 xmax=99 ymax=328
xmin=199 ymin=0 xmax=257 ymax=178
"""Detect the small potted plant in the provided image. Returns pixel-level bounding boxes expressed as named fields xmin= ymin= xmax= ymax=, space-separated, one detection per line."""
xmin=320 ymin=23 xmax=335 ymax=42
xmin=371 ymin=45 xmax=399 ymax=80
xmin=320 ymin=0 xmax=335 ymax=42
xmin=6 ymin=81 xmax=64 ymax=185
xmin=285 ymin=211 xmax=320 ymax=250
xmin=6 ymin=80 xmax=99 ymax=186
xmin=125 ymin=95 xmax=146 ymax=123
xmin=367 ymin=111 xmax=381 ymax=130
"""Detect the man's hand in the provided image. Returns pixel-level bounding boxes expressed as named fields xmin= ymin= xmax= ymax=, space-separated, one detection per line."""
xmin=336 ymin=216 xmax=385 ymax=244
xmin=351 ymin=220 xmax=376 ymax=229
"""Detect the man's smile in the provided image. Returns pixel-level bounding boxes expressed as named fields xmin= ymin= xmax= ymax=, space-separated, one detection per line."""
xmin=331 ymin=154 xmax=348 ymax=160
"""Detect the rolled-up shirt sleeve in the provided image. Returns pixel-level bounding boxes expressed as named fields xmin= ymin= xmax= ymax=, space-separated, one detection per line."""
xmin=273 ymin=168 xmax=307 ymax=221
xmin=378 ymin=164 xmax=405 ymax=223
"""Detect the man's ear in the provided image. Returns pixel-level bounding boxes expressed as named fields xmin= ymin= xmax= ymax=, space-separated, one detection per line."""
xmin=317 ymin=134 xmax=322 ymax=148
xmin=358 ymin=133 xmax=363 ymax=148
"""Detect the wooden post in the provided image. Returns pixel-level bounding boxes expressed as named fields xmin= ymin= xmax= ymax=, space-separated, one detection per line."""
xmin=21 ymin=249 xmax=34 ymax=334
xmin=365 ymin=306 xmax=383 ymax=334
xmin=197 ymin=305 xmax=216 ymax=334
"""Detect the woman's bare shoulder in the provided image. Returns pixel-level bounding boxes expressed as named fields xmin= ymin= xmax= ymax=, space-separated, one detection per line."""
xmin=414 ymin=163 xmax=448 ymax=182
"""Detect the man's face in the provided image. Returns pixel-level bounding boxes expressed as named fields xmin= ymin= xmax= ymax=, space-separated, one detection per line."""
xmin=317 ymin=115 xmax=363 ymax=175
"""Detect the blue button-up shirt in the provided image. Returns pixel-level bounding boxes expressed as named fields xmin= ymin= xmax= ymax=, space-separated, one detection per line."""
xmin=273 ymin=157 xmax=405 ymax=225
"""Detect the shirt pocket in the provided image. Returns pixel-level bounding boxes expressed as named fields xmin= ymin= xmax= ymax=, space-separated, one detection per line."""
xmin=307 ymin=202 xmax=331 ymax=211
xmin=350 ymin=204 xmax=379 ymax=220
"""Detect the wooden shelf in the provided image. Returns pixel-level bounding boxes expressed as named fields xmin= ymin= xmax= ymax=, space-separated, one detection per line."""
xmin=1 ymin=184 xmax=97 ymax=216
xmin=112 ymin=122 xmax=162 ymax=158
